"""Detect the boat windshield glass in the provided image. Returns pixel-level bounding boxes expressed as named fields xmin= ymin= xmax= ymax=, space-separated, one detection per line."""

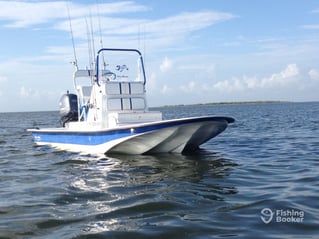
xmin=97 ymin=49 xmax=145 ymax=84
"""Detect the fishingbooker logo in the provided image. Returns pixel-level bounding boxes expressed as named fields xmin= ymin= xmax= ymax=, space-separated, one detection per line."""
xmin=260 ymin=208 xmax=305 ymax=224
xmin=260 ymin=208 xmax=273 ymax=224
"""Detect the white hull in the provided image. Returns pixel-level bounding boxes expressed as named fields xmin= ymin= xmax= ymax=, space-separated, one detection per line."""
xmin=30 ymin=116 xmax=232 ymax=155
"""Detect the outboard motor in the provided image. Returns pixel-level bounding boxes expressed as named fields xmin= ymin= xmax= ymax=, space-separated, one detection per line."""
xmin=59 ymin=91 xmax=78 ymax=127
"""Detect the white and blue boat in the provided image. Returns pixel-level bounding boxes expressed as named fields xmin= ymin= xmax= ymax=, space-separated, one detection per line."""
xmin=28 ymin=48 xmax=234 ymax=154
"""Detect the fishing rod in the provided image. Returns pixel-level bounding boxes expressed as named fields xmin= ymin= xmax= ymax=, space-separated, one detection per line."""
xmin=96 ymin=0 xmax=106 ymax=69
xmin=66 ymin=2 xmax=78 ymax=69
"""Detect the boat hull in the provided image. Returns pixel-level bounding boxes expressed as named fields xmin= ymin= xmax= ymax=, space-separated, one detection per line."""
xmin=28 ymin=116 xmax=234 ymax=155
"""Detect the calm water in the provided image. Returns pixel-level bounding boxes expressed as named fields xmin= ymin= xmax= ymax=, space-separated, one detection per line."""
xmin=0 ymin=102 xmax=318 ymax=238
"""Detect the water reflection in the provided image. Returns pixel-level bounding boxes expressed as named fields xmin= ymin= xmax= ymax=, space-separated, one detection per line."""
xmin=58 ymin=151 xmax=238 ymax=235
xmin=105 ymin=151 xmax=237 ymax=183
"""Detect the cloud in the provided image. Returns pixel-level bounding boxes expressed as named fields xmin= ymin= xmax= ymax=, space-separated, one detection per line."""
xmin=160 ymin=57 xmax=173 ymax=72
xmin=180 ymin=81 xmax=197 ymax=93
xmin=0 ymin=76 xmax=5 ymax=96
xmin=260 ymin=63 xmax=299 ymax=87
xmin=1 ymin=1 xmax=237 ymax=66
xmin=160 ymin=84 xmax=173 ymax=94
xmin=19 ymin=86 xmax=42 ymax=99
xmin=0 ymin=0 xmax=235 ymax=40
xmin=213 ymin=64 xmax=299 ymax=92
xmin=303 ymin=24 xmax=319 ymax=30
xmin=308 ymin=69 xmax=319 ymax=81
xmin=302 ymin=9 xmax=319 ymax=30
xmin=0 ymin=1 xmax=149 ymax=28
xmin=53 ymin=10 xmax=236 ymax=44
xmin=0 ymin=1 xmax=68 ymax=28
xmin=19 ymin=86 xmax=29 ymax=98
xmin=0 ymin=76 xmax=7 ymax=83
xmin=213 ymin=78 xmax=245 ymax=92
xmin=19 ymin=86 xmax=62 ymax=101
xmin=144 ymin=11 xmax=236 ymax=35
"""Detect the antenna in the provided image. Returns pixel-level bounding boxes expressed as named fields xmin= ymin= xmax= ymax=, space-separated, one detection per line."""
xmin=66 ymin=2 xmax=78 ymax=69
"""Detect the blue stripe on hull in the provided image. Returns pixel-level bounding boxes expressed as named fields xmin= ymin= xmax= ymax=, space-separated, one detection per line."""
xmin=31 ymin=116 xmax=234 ymax=146
xmin=32 ymin=130 xmax=132 ymax=145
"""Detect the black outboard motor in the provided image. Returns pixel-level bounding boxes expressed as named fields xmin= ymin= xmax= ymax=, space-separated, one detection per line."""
xmin=59 ymin=91 xmax=78 ymax=127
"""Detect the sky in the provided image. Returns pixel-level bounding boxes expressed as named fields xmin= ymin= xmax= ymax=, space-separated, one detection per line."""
xmin=1 ymin=0 xmax=319 ymax=112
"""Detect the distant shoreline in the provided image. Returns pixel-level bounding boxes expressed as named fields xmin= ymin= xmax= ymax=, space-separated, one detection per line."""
xmin=2 ymin=101 xmax=319 ymax=113
xmin=153 ymin=100 xmax=292 ymax=108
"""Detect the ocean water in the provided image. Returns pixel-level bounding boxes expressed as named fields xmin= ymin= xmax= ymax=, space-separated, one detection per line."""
xmin=0 ymin=102 xmax=318 ymax=238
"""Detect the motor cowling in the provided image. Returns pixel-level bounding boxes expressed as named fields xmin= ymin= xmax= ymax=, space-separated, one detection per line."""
xmin=59 ymin=92 xmax=78 ymax=127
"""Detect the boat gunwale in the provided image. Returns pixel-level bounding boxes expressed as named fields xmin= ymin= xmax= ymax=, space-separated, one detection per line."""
xmin=27 ymin=115 xmax=235 ymax=135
